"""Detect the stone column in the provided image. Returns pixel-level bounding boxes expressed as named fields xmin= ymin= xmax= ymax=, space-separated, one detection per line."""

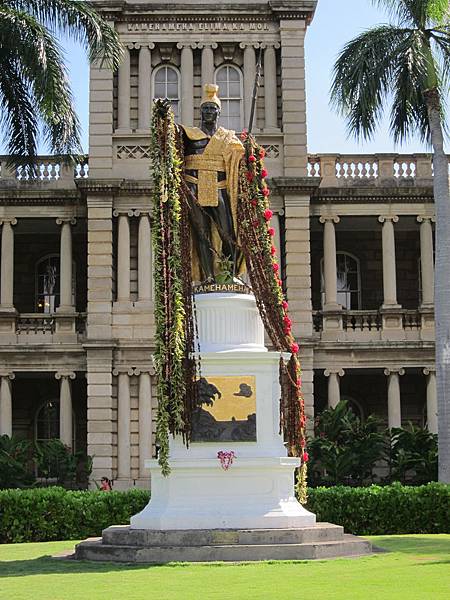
xmin=423 ymin=368 xmax=438 ymax=434
xmin=115 ymin=369 xmax=132 ymax=481
xmin=138 ymin=44 xmax=154 ymax=131
xmin=0 ymin=372 xmax=14 ymax=437
xmin=56 ymin=218 xmax=76 ymax=312
xmin=241 ymin=43 xmax=257 ymax=129
xmin=137 ymin=212 xmax=152 ymax=302
xmin=264 ymin=44 xmax=279 ymax=131
xmin=201 ymin=44 xmax=217 ymax=89
xmin=417 ymin=216 xmax=435 ymax=307
xmin=178 ymin=43 xmax=194 ymax=125
xmin=319 ymin=216 xmax=340 ymax=310
xmin=0 ymin=218 xmax=17 ymax=310
xmin=117 ymin=46 xmax=131 ymax=131
xmin=378 ymin=216 xmax=400 ymax=308
xmin=384 ymin=368 xmax=405 ymax=428
xmin=56 ymin=371 xmax=75 ymax=449
xmin=114 ymin=210 xmax=131 ymax=303
xmin=324 ymin=369 xmax=345 ymax=409
xmin=137 ymin=369 xmax=153 ymax=479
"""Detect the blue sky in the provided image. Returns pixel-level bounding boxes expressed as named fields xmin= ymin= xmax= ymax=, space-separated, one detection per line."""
xmin=2 ymin=0 xmax=446 ymax=155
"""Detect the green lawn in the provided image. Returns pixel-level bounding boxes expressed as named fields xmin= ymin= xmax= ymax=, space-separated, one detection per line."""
xmin=0 ymin=535 xmax=449 ymax=600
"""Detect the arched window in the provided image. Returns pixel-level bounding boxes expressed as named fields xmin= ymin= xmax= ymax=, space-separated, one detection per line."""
xmin=320 ymin=252 xmax=361 ymax=310
xmin=35 ymin=400 xmax=60 ymax=442
xmin=35 ymin=255 xmax=76 ymax=313
xmin=215 ymin=65 xmax=243 ymax=131
xmin=153 ymin=65 xmax=180 ymax=120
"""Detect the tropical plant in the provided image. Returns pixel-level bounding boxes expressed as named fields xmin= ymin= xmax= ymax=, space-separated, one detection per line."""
xmin=330 ymin=0 xmax=450 ymax=483
xmin=34 ymin=439 xmax=92 ymax=487
xmin=387 ymin=423 xmax=438 ymax=484
xmin=0 ymin=0 xmax=123 ymax=165
xmin=0 ymin=434 xmax=34 ymax=489
xmin=308 ymin=401 xmax=386 ymax=486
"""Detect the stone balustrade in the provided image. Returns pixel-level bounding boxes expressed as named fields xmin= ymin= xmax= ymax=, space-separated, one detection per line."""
xmin=13 ymin=312 xmax=87 ymax=341
xmin=308 ymin=153 xmax=450 ymax=186
xmin=0 ymin=155 xmax=89 ymax=185
xmin=313 ymin=308 xmax=427 ymax=338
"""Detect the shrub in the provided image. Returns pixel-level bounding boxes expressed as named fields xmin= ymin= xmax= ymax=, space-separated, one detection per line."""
xmin=0 ymin=436 xmax=92 ymax=490
xmin=387 ymin=424 xmax=438 ymax=485
xmin=0 ymin=487 xmax=149 ymax=543
xmin=1 ymin=484 xmax=448 ymax=543
xmin=306 ymin=482 xmax=450 ymax=535
xmin=0 ymin=435 xmax=34 ymax=489
xmin=308 ymin=401 xmax=385 ymax=486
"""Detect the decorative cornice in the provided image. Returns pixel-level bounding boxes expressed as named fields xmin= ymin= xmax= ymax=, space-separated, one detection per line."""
xmin=313 ymin=187 xmax=434 ymax=204
xmin=271 ymin=176 xmax=321 ymax=195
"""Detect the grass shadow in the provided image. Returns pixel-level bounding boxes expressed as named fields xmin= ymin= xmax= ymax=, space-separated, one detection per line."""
xmin=0 ymin=556 xmax=181 ymax=578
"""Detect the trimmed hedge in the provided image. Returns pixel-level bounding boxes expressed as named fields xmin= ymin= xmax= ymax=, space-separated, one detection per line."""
xmin=306 ymin=482 xmax=450 ymax=535
xmin=0 ymin=487 xmax=149 ymax=543
xmin=0 ymin=483 xmax=448 ymax=542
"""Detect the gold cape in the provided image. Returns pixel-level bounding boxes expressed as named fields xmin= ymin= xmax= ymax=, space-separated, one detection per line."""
xmin=179 ymin=125 xmax=245 ymax=281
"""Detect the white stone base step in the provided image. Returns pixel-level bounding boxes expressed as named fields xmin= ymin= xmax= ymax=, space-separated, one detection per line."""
xmin=74 ymin=523 xmax=372 ymax=563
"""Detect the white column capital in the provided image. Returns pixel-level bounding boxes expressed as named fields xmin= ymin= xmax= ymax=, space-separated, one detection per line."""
xmin=133 ymin=209 xmax=151 ymax=217
xmin=112 ymin=367 xmax=134 ymax=377
xmin=319 ymin=215 xmax=340 ymax=225
xmin=261 ymin=42 xmax=281 ymax=50
xmin=324 ymin=369 xmax=345 ymax=378
xmin=378 ymin=215 xmax=399 ymax=224
xmin=384 ymin=368 xmax=405 ymax=377
xmin=197 ymin=42 xmax=218 ymax=50
xmin=239 ymin=41 xmax=262 ymax=49
xmin=113 ymin=209 xmax=134 ymax=218
xmin=417 ymin=215 xmax=436 ymax=224
xmin=0 ymin=218 xmax=17 ymax=226
xmin=135 ymin=42 xmax=155 ymax=50
xmin=0 ymin=371 xmax=15 ymax=380
xmin=176 ymin=42 xmax=197 ymax=50
xmin=423 ymin=367 xmax=436 ymax=376
xmin=55 ymin=371 xmax=76 ymax=380
xmin=133 ymin=366 xmax=156 ymax=376
xmin=56 ymin=217 xmax=76 ymax=226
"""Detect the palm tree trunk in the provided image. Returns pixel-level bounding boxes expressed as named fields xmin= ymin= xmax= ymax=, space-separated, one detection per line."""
xmin=426 ymin=89 xmax=450 ymax=483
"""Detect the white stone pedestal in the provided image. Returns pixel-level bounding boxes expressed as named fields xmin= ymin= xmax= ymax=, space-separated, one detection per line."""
xmin=130 ymin=293 xmax=315 ymax=530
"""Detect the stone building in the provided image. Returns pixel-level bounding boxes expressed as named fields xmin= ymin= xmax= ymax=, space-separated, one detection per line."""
xmin=0 ymin=0 xmax=439 ymax=488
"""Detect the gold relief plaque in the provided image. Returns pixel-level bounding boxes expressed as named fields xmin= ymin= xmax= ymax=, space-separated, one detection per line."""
xmin=192 ymin=376 xmax=256 ymax=443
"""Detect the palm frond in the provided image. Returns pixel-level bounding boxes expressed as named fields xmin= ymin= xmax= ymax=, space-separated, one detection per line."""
xmin=330 ymin=25 xmax=410 ymax=141
xmin=0 ymin=59 xmax=39 ymax=163
xmin=0 ymin=6 xmax=81 ymax=159
xmin=4 ymin=0 xmax=123 ymax=68
xmin=370 ymin=0 xmax=423 ymax=26
xmin=389 ymin=32 xmax=432 ymax=143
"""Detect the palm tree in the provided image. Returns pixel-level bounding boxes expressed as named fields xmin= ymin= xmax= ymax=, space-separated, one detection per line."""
xmin=330 ymin=0 xmax=450 ymax=483
xmin=0 ymin=0 xmax=122 ymax=165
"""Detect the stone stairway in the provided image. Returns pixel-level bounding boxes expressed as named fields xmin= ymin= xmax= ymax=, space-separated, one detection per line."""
xmin=74 ymin=523 xmax=372 ymax=563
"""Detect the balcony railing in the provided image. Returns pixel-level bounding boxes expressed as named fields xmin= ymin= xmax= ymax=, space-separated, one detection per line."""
xmin=307 ymin=153 xmax=450 ymax=187
xmin=313 ymin=309 xmax=423 ymax=333
xmin=15 ymin=312 xmax=87 ymax=339
xmin=0 ymin=156 xmax=89 ymax=184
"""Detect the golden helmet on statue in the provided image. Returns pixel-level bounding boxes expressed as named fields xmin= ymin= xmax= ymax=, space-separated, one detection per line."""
xmin=200 ymin=83 xmax=221 ymax=109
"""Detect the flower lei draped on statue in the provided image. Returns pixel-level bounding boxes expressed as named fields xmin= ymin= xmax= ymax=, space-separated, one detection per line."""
xmin=151 ymin=106 xmax=308 ymax=501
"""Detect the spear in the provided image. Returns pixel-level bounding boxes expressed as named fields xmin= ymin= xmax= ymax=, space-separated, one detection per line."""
xmin=247 ymin=45 xmax=263 ymax=135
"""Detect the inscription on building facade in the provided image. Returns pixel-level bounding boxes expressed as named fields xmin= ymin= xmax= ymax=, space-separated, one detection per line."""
xmin=127 ymin=21 xmax=271 ymax=33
